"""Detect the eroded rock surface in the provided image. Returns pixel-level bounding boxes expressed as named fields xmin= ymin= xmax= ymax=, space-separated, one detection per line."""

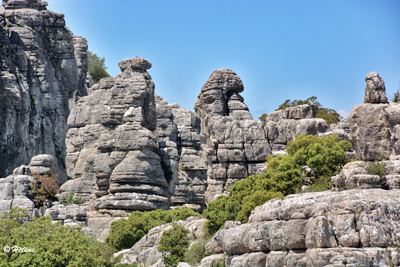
xmin=0 ymin=1 xmax=89 ymax=183
xmin=62 ymin=57 xmax=171 ymax=211
xmin=195 ymin=69 xmax=269 ymax=203
xmin=211 ymin=189 xmax=400 ymax=267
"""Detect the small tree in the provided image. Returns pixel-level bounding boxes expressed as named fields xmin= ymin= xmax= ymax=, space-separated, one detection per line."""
xmin=88 ymin=51 xmax=110 ymax=83
xmin=30 ymin=171 xmax=59 ymax=208
xmin=259 ymin=113 xmax=268 ymax=126
xmin=158 ymin=224 xmax=190 ymax=267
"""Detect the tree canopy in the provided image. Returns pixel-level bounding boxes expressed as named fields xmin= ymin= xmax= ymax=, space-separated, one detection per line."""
xmin=88 ymin=51 xmax=110 ymax=83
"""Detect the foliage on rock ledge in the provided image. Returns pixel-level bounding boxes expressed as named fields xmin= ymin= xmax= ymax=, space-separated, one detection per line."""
xmin=158 ymin=224 xmax=190 ymax=267
xmin=106 ymin=207 xmax=199 ymax=251
xmin=30 ymin=171 xmax=59 ymax=208
xmin=204 ymin=134 xmax=352 ymax=234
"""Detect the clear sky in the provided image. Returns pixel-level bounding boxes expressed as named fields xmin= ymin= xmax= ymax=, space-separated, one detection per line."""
xmin=46 ymin=0 xmax=400 ymax=120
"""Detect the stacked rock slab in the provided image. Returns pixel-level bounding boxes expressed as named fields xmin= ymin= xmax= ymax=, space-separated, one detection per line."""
xmin=349 ymin=72 xmax=400 ymax=160
xmin=265 ymin=103 xmax=330 ymax=154
xmin=195 ymin=69 xmax=270 ymax=203
xmin=170 ymin=103 xmax=208 ymax=208
xmin=0 ymin=154 xmax=54 ymax=217
xmin=0 ymin=0 xmax=90 ymax=183
xmin=211 ymin=189 xmax=400 ymax=267
xmin=62 ymin=57 xmax=171 ymax=211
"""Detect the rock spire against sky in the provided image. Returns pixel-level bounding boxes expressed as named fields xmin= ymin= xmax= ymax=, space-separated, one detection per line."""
xmin=47 ymin=0 xmax=400 ymax=119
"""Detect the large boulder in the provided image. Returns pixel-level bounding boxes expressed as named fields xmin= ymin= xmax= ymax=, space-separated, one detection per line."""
xmin=0 ymin=1 xmax=90 ymax=183
xmin=364 ymin=72 xmax=388 ymax=104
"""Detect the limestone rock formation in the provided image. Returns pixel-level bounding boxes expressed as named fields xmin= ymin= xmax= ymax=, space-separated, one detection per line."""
xmin=168 ymin=103 xmax=207 ymax=208
xmin=195 ymin=69 xmax=270 ymax=203
xmin=364 ymin=71 xmax=388 ymax=104
xmin=62 ymin=57 xmax=173 ymax=211
xmin=211 ymin=189 xmax=400 ymax=266
xmin=0 ymin=0 xmax=90 ymax=183
xmin=0 ymin=154 xmax=55 ymax=217
xmin=349 ymin=73 xmax=400 ymax=160
xmin=265 ymin=103 xmax=330 ymax=154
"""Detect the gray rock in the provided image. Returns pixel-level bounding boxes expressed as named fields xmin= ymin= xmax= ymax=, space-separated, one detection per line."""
xmin=364 ymin=72 xmax=388 ymax=104
xmin=0 ymin=2 xmax=89 ymax=184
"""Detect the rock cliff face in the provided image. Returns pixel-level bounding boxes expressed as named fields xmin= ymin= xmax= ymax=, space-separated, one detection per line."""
xmin=62 ymin=57 xmax=173 ymax=211
xmin=211 ymin=189 xmax=400 ymax=267
xmin=0 ymin=0 xmax=89 ymax=183
xmin=195 ymin=69 xmax=270 ymax=203
xmin=349 ymin=72 xmax=400 ymax=160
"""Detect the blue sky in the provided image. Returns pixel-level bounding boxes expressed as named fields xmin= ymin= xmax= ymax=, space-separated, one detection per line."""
xmin=47 ymin=0 xmax=400 ymax=120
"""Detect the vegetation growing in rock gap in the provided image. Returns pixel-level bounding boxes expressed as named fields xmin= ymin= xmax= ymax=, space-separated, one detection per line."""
xmin=62 ymin=191 xmax=84 ymax=205
xmin=203 ymin=134 xmax=352 ymax=234
xmin=88 ymin=50 xmax=110 ymax=83
xmin=30 ymin=171 xmax=59 ymax=208
xmin=366 ymin=161 xmax=386 ymax=177
xmin=106 ymin=207 xmax=198 ymax=251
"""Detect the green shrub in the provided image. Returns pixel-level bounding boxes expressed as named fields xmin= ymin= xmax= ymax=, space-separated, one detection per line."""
xmin=366 ymin=161 xmax=386 ymax=177
xmin=62 ymin=191 xmax=84 ymax=205
xmin=158 ymin=224 xmax=190 ymax=267
xmin=0 ymin=207 xmax=115 ymax=266
xmin=106 ymin=207 xmax=198 ymax=251
xmin=203 ymin=134 xmax=352 ymax=234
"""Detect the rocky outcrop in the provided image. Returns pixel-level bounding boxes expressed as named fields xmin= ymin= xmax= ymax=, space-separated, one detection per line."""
xmin=0 ymin=154 xmax=54 ymax=217
xmin=169 ymin=103 xmax=207 ymax=208
xmin=0 ymin=0 xmax=89 ymax=184
xmin=62 ymin=57 xmax=173 ymax=211
xmin=114 ymin=216 xmax=207 ymax=267
xmin=265 ymin=103 xmax=331 ymax=154
xmin=364 ymin=72 xmax=388 ymax=104
xmin=211 ymin=189 xmax=400 ymax=267
xmin=349 ymin=72 xmax=400 ymax=160
xmin=332 ymin=156 xmax=400 ymax=190
xmin=195 ymin=69 xmax=270 ymax=203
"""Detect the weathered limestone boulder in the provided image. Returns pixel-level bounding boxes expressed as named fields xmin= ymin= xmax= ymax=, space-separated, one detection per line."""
xmin=349 ymin=102 xmax=400 ymax=160
xmin=265 ymin=103 xmax=331 ymax=154
xmin=211 ymin=189 xmax=400 ymax=267
xmin=62 ymin=57 xmax=172 ymax=211
xmin=364 ymin=72 xmax=388 ymax=104
xmin=349 ymin=72 xmax=400 ymax=160
xmin=114 ymin=216 xmax=207 ymax=266
xmin=0 ymin=0 xmax=90 ymax=183
xmin=195 ymin=69 xmax=269 ymax=203
xmin=44 ymin=204 xmax=87 ymax=226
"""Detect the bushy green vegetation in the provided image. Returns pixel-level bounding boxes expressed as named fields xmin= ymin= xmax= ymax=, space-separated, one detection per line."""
xmin=366 ymin=161 xmax=386 ymax=177
xmin=30 ymin=171 xmax=59 ymax=208
xmin=203 ymin=134 xmax=351 ymax=234
xmin=61 ymin=191 xmax=84 ymax=205
xmin=88 ymin=51 xmax=110 ymax=83
xmin=259 ymin=113 xmax=268 ymax=126
xmin=158 ymin=224 xmax=190 ymax=267
xmin=276 ymin=96 xmax=342 ymax=126
xmin=106 ymin=207 xmax=198 ymax=251
xmin=0 ymin=207 xmax=115 ymax=266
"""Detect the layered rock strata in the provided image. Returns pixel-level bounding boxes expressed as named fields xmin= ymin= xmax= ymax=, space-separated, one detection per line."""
xmin=265 ymin=103 xmax=331 ymax=154
xmin=211 ymin=189 xmax=400 ymax=267
xmin=195 ymin=69 xmax=270 ymax=203
xmin=0 ymin=154 xmax=54 ymax=217
xmin=332 ymin=157 xmax=400 ymax=190
xmin=349 ymin=72 xmax=400 ymax=160
xmin=62 ymin=57 xmax=172 ymax=211
xmin=0 ymin=0 xmax=89 ymax=183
